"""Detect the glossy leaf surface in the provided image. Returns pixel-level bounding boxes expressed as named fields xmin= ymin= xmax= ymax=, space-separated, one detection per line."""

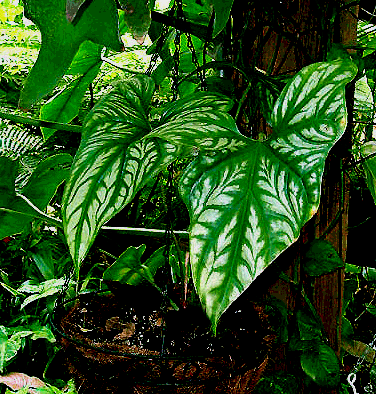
xmin=40 ymin=41 xmax=103 ymax=140
xmin=62 ymin=75 xmax=175 ymax=270
xmin=300 ymin=342 xmax=340 ymax=387
xmin=62 ymin=74 xmax=236 ymax=274
xmin=178 ymin=60 xmax=356 ymax=330
xmin=19 ymin=0 xmax=123 ymax=109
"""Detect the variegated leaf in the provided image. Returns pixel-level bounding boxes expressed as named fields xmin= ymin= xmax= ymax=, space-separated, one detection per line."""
xmin=62 ymin=75 xmax=180 ymax=270
xmin=148 ymin=93 xmax=247 ymax=152
xmin=179 ymin=59 xmax=357 ymax=330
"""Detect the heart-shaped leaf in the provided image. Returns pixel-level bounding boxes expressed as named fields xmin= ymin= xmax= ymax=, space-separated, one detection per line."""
xmin=19 ymin=0 xmax=123 ymax=109
xmin=300 ymin=341 xmax=340 ymax=388
xmin=178 ymin=59 xmax=357 ymax=330
xmin=62 ymin=75 xmax=180 ymax=272
xmin=62 ymin=74 xmax=236 ymax=277
xmin=103 ymin=244 xmax=167 ymax=285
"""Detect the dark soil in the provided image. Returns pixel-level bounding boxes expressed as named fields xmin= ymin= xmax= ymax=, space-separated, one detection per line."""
xmin=53 ymin=285 xmax=275 ymax=393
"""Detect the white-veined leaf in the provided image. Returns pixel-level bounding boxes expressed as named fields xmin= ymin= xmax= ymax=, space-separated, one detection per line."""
xmin=147 ymin=92 xmax=247 ymax=152
xmin=179 ymin=59 xmax=357 ymax=330
xmin=62 ymin=75 xmax=181 ymax=271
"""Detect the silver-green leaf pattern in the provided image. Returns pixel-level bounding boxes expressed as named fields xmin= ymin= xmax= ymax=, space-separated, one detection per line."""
xmin=62 ymin=75 xmax=180 ymax=270
xmin=63 ymin=77 xmax=244 ymax=273
xmin=148 ymin=93 xmax=247 ymax=152
xmin=179 ymin=59 xmax=357 ymax=331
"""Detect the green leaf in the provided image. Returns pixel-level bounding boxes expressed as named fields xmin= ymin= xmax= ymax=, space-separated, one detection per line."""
xmin=362 ymin=267 xmax=376 ymax=282
xmin=212 ymin=0 xmax=234 ymax=37
xmin=103 ymin=244 xmax=166 ymax=285
xmin=355 ymin=76 xmax=373 ymax=113
xmin=300 ymin=342 xmax=340 ymax=388
xmin=0 ymin=326 xmax=22 ymax=373
xmin=62 ymin=75 xmax=180 ymax=271
xmin=148 ymin=92 xmax=245 ymax=151
xmin=19 ymin=0 xmax=123 ymax=109
xmin=18 ymin=278 xmax=65 ymax=309
xmin=103 ymin=244 xmax=146 ymax=283
xmin=361 ymin=141 xmax=376 ymax=204
xmin=296 ymin=309 xmax=322 ymax=341
xmin=178 ymin=59 xmax=357 ymax=330
xmin=0 ymin=154 xmax=72 ymax=239
xmin=40 ymin=41 xmax=103 ymax=140
xmin=303 ymin=239 xmax=344 ymax=276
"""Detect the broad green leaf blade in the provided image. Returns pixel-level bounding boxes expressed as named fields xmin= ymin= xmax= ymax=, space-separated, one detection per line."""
xmin=179 ymin=60 xmax=357 ymax=330
xmin=361 ymin=141 xmax=376 ymax=203
xmin=19 ymin=0 xmax=123 ymax=109
xmin=0 ymin=154 xmax=72 ymax=239
xmin=300 ymin=342 xmax=340 ymax=388
xmin=148 ymin=92 xmax=246 ymax=151
xmin=40 ymin=41 xmax=103 ymax=140
xmin=62 ymin=75 xmax=181 ymax=270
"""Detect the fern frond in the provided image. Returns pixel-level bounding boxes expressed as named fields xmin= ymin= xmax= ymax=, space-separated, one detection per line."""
xmin=0 ymin=122 xmax=43 ymax=160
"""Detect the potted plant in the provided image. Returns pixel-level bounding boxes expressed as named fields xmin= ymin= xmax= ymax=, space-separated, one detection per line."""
xmin=0 ymin=0 xmax=359 ymax=391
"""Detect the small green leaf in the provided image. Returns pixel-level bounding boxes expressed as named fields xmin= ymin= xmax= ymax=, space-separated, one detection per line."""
xmin=104 ymin=245 xmax=167 ymax=285
xmin=103 ymin=245 xmax=146 ymax=283
xmin=19 ymin=0 xmax=123 ymax=108
xmin=296 ymin=309 xmax=322 ymax=341
xmin=362 ymin=267 xmax=376 ymax=282
xmin=300 ymin=342 xmax=340 ymax=388
xmin=361 ymin=141 xmax=376 ymax=204
xmin=303 ymin=239 xmax=344 ymax=276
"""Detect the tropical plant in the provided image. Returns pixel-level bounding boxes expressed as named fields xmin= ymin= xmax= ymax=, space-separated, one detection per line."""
xmin=2 ymin=0 xmax=376 ymax=391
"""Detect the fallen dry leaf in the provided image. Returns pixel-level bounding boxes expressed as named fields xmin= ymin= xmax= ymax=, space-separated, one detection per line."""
xmin=0 ymin=372 xmax=45 ymax=394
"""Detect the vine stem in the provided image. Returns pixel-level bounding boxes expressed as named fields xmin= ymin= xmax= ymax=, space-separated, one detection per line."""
xmin=0 ymin=111 xmax=82 ymax=133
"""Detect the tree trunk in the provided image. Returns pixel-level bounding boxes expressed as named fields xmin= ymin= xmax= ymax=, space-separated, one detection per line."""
xmin=230 ymin=0 xmax=358 ymax=392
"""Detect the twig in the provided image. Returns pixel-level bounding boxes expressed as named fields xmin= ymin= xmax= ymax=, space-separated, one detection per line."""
xmin=101 ymin=225 xmax=189 ymax=238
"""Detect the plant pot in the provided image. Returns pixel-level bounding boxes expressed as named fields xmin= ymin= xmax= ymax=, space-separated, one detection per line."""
xmin=50 ymin=289 xmax=274 ymax=393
